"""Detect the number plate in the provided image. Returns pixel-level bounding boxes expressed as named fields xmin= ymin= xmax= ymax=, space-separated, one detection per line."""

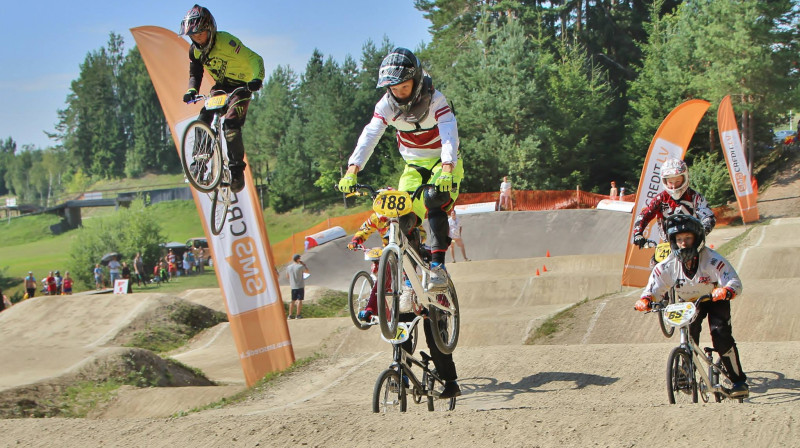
xmin=381 ymin=322 xmax=411 ymax=344
xmin=654 ymin=242 xmax=672 ymax=263
xmin=205 ymin=94 xmax=227 ymax=110
xmin=373 ymin=190 xmax=413 ymax=218
xmin=664 ymin=302 xmax=697 ymax=328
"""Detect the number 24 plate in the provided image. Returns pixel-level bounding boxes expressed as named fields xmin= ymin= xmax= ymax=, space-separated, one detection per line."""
xmin=205 ymin=95 xmax=226 ymax=109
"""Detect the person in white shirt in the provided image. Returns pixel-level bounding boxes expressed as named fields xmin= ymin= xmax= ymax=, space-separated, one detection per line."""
xmin=634 ymin=215 xmax=748 ymax=398
xmin=448 ymin=209 xmax=470 ymax=262
xmin=499 ymin=176 xmax=513 ymax=211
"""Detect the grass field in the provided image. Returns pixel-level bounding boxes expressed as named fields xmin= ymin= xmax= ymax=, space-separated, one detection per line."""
xmin=0 ymin=193 xmax=368 ymax=299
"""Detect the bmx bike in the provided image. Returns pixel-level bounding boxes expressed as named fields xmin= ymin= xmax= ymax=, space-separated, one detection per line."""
xmin=350 ymin=184 xmax=460 ymax=355
xmin=180 ymin=86 xmax=250 ymax=236
xmin=373 ymin=315 xmax=456 ymax=413
xmin=347 ymin=246 xmax=382 ymax=331
xmin=649 ymin=295 xmax=747 ymax=404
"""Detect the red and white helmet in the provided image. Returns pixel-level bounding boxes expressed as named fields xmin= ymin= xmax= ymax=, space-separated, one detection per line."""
xmin=661 ymin=158 xmax=689 ymax=200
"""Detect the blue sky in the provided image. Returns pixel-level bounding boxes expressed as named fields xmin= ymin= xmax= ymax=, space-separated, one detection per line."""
xmin=0 ymin=1 xmax=431 ymax=149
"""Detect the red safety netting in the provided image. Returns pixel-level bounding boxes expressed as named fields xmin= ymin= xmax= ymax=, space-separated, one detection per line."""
xmin=455 ymin=190 xmax=635 ymax=210
xmin=269 ymin=190 xmax=735 ymax=263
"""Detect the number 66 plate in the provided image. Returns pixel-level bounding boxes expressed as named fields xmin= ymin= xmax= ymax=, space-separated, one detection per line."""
xmin=373 ymin=190 xmax=413 ymax=218
xmin=664 ymin=302 xmax=697 ymax=328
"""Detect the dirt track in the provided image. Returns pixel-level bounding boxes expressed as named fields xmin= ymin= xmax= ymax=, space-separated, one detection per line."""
xmin=1 ymin=170 xmax=800 ymax=447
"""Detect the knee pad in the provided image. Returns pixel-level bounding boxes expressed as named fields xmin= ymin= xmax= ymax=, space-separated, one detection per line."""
xmin=423 ymin=188 xmax=452 ymax=211
xmin=223 ymin=127 xmax=241 ymax=143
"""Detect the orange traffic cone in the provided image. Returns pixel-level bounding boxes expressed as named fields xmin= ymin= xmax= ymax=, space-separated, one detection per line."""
xmin=543 ymin=265 xmax=548 ymax=272
xmin=546 ymin=250 xmax=550 ymax=257
xmin=536 ymin=269 xmax=540 ymax=276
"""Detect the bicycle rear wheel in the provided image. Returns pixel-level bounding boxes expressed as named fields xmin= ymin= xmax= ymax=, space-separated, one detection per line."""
xmin=210 ymin=177 xmax=231 ymax=236
xmin=429 ymin=278 xmax=460 ymax=355
xmin=348 ymin=271 xmax=374 ymax=330
xmin=425 ymin=371 xmax=456 ymax=411
xmin=667 ymin=347 xmax=697 ymax=404
xmin=658 ymin=288 xmax=676 ymax=338
xmin=181 ymin=121 xmax=223 ymax=193
xmin=376 ymin=249 xmax=401 ymax=341
xmin=373 ymin=368 xmax=406 ymax=413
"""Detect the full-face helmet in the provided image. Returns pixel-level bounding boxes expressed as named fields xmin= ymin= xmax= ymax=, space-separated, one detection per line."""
xmin=377 ymin=48 xmax=433 ymax=120
xmin=661 ymin=158 xmax=689 ymax=200
xmin=665 ymin=214 xmax=705 ymax=265
xmin=179 ymin=4 xmax=217 ymax=39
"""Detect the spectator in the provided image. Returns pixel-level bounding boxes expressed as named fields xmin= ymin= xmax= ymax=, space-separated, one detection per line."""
xmin=24 ymin=271 xmax=37 ymax=299
xmin=168 ymin=257 xmax=178 ymax=280
xmin=45 ymin=271 xmax=57 ymax=296
xmin=448 ymin=209 xmax=470 ymax=263
xmin=619 ymin=187 xmax=626 ymax=199
xmin=286 ymin=254 xmax=309 ymax=320
xmin=94 ymin=264 xmax=104 ymax=290
xmin=108 ymin=256 xmax=122 ymax=286
xmin=0 ymin=287 xmax=10 ymax=312
xmin=54 ymin=271 xmax=63 ymax=295
xmin=121 ymin=261 xmax=133 ymax=293
xmin=499 ymin=176 xmax=513 ymax=211
xmin=160 ymin=260 xmax=170 ymax=282
xmin=185 ymin=251 xmax=195 ymax=276
xmin=609 ymin=181 xmax=618 ymax=200
xmin=62 ymin=271 xmax=74 ymax=295
xmin=195 ymin=247 xmax=205 ymax=273
xmin=133 ymin=252 xmax=145 ymax=286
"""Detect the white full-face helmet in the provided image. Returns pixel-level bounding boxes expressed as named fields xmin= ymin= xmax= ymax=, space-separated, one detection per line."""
xmin=661 ymin=158 xmax=689 ymax=200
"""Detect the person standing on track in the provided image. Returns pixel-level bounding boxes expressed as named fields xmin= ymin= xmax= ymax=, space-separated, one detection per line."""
xmin=634 ymin=215 xmax=749 ymax=398
xmin=178 ymin=4 xmax=264 ymax=193
xmin=286 ymin=254 xmax=309 ymax=320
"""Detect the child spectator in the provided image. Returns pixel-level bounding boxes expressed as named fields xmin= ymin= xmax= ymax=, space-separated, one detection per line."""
xmin=62 ymin=272 xmax=74 ymax=295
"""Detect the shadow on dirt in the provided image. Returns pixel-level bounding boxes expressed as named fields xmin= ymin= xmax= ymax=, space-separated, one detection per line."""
xmin=746 ymin=370 xmax=800 ymax=404
xmin=459 ymin=371 xmax=619 ymax=402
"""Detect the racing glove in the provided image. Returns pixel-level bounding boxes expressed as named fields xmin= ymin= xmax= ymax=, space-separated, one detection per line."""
xmin=632 ymin=233 xmax=646 ymax=249
xmin=247 ymin=79 xmax=263 ymax=92
xmin=183 ymin=88 xmax=198 ymax=104
xmin=347 ymin=237 xmax=363 ymax=251
xmin=634 ymin=296 xmax=652 ymax=312
xmin=338 ymin=173 xmax=357 ymax=193
xmin=435 ymin=172 xmax=453 ymax=193
xmin=712 ymin=287 xmax=734 ymax=302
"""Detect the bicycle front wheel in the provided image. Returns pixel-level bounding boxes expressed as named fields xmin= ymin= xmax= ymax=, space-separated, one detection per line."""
xmin=376 ymin=249 xmax=401 ymax=341
xmin=429 ymin=278 xmax=460 ymax=355
xmin=667 ymin=347 xmax=697 ymax=404
xmin=658 ymin=289 xmax=676 ymax=338
xmin=181 ymin=120 xmax=223 ymax=193
xmin=210 ymin=180 xmax=231 ymax=236
xmin=348 ymin=271 xmax=374 ymax=330
xmin=373 ymin=368 xmax=406 ymax=413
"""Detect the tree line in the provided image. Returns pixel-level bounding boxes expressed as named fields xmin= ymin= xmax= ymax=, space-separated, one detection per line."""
xmin=2 ymin=1 xmax=798 ymax=210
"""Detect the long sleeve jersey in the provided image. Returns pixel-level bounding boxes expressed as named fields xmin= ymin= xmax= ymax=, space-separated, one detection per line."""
xmin=642 ymin=247 xmax=742 ymax=301
xmin=188 ymin=31 xmax=265 ymax=91
xmin=633 ymin=188 xmax=715 ymax=241
xmin=353 ymin=212 xmax=426 ymax=246
xmin=348 ymin=89 xmax=459 ymax=168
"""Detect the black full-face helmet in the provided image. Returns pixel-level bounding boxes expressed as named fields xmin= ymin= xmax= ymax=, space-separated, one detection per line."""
xmin=665 ymin=214 xmax=706 ymax=265
xmin=179 ymin=4 xmax=217 ymax=41
xmin=377 ymin=48 xmax=433 ymax=119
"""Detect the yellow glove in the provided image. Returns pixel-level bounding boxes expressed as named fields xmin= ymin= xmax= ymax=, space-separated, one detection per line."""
xmin=435 ymin=172 xmax=453 ymax=193
xmin=338 ymin=173 xmax=357 ymax=193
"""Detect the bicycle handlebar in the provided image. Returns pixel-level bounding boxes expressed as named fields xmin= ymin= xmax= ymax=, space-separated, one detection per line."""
xmin=188 ymin=85 xmax=251 ymax=104
xmin=646 ymin=294 xmax=712 ymax=313
xmin=348 ymin=183 xmax=436 ymax=200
